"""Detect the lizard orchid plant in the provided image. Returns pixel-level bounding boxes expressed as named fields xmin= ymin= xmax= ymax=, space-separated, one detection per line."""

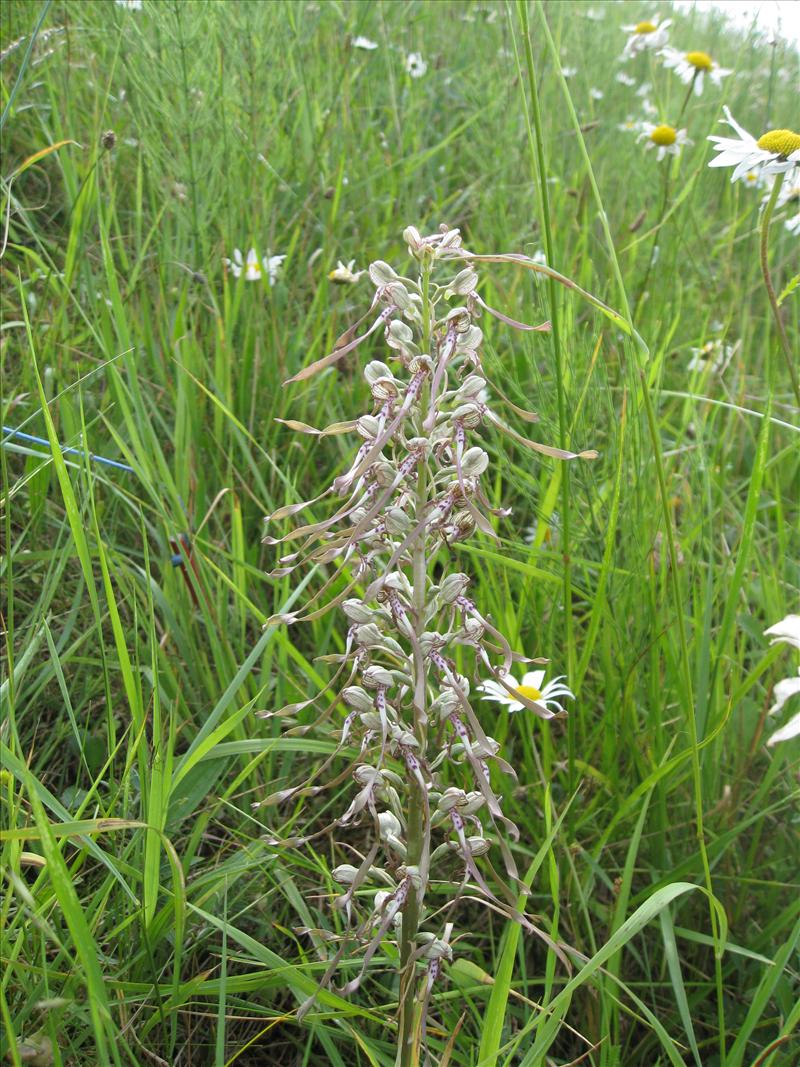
xmin=257 ymin=225 xmax=597 ymax=1065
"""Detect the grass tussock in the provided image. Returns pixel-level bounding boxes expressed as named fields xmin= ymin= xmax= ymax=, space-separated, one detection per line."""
xmin=1 ymin=1 xmax=798 ymax=1065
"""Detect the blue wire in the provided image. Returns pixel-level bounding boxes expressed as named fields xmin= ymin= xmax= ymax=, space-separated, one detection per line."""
xmin=1 ymin=425 xmax=135 ymax=473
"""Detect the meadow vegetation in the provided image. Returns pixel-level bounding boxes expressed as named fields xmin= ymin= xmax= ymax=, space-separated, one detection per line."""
xmin=1 ymin=1 xmax=799 ymax=1064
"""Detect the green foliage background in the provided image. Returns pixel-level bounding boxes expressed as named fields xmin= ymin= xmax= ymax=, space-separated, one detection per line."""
xmin=1 ymin=1 xmax=798 ymax=1064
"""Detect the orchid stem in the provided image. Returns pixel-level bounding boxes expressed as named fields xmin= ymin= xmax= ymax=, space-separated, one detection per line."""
xmin=398 ymin=257 xmax=433 ymax=1067
xmin=759 ymin=172 xmax=800 ymax=407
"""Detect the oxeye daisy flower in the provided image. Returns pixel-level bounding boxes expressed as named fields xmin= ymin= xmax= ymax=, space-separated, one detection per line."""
xmin=741 ymin=168 xmax=770 ymax=192
xmin=659 ymin=47 xmax=730 ymax=95
xmin=764 ymin=615 xmax=800 ymax=745
xmin=618 ymin=117 xmax=641 ymax=134
xmin=765 ymin=615 xmax=800 ymax=651
xmin=328 ymin=259 xmax=364 ymax=284
xmin=352 ymin=35 xmax=378 ymax=50
xmin=638 ymin=122 xmax=692 ymax=161
xmin=708 ymin=108 xmax=800 ymax=183
xmin=616 ymin=71 xmax=636 ymax=87
xmin=404 ymin=51 xmax=427 ymax=78
xmin=687 ymin=339 xmax=735 ymax=374
xmin=477 ymin=670 xmax=574 ymax=716
xmin=224 ymin=248 xmax=286 ymax=284
xmin=622 ymin=17 xmax=671 ymax=60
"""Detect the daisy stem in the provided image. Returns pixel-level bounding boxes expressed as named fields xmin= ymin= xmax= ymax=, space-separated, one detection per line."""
xmin=633 ymin=81 xmax=693 ymax=320
xmin=759 ymin=172 xmax=800 ymax=407
xmin=398 ymin=257 xmax=432 ymax=1067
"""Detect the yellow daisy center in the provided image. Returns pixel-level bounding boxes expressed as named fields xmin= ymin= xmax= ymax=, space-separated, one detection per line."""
xmin=756 ymin=129 xmax=800 ymax=158
xmin=635 ymin=20 xmax=657 ymax=33
xmin=686 ymin=50 xmax=713 ymax=71
xmin=650 ymin=124 xmax=677 ymax=146
xmin=515 ymin=684 xmax=542 ymax=701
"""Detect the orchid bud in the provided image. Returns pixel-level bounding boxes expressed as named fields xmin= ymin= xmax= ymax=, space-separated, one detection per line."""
xmin=343 ymin=600 xmax=378 ymax=624
xmin=446 ymin=268 xmax=478 ymax=297
xmin=369 ymin=260 xmax=399 ymax=287
xmin=467 ymin=836 xmax=491 ymax=857
xmin=332 ymin=864 xmax=360 ymax=884
xmin=362 ymin=665 xmax=395 ymax=689
xmin=460 ymin=446 xmax=489 ymax=477
xmin=342 ymin=686 xmax=374 ymax=714
xmin=365 ymin=360 xmax=395 ymax=385
xmin=438 ymin=573 xmax=470 ymax=605
xmin=378 ymin=811 xmax=403 ymax=839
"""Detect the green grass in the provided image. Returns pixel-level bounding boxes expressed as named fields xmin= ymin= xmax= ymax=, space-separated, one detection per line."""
xmin=1 ymin=1 xmax=799 ymax=1064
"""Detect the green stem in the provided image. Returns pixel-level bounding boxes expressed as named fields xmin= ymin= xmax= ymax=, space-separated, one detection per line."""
xmin=532 ymin=2 xmax=726 ymax=1055
xmin=517 ymin=0 xmax=573 ymax=793
xmin=759 ymin=172 xmax=800 ymax=406
xmin=398 ymin=257 xmax=432 ymax=1067
xmin=633 ymin=80 xmax=694 ymax=320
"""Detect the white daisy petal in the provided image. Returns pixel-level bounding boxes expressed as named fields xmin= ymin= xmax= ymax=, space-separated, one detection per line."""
xmin=764 ymin=614 xmax=800 ymax=651
xmin=521 ymin=670 xmax=545 ymax=691
xmin=767 ymin=711 xmax=800 ymax=745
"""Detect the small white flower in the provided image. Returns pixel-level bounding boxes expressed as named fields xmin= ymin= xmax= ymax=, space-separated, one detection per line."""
xmin=618 ymin=117 xmax=642 ymax=134
xmin=786 ymin=213 xmax=800 ymax=236
xmin=590 ymin=87 xmax=604 ymax=101
xmin=621 ymin=17 xmax=671 ymax=60
xmin=352 ymin=35 xmax=378 ymax=50
xmin=224 ymin=248 xmax=285 ymax=284
xmin=659 ymin=47 xmax=730 ymax=96
xmin=477 ymin=670 xmax=574 ymax=715
xmin=638 ymin=123 xmax=692 ymax=162
xmin=585 ymin=7 xmax=605 ymax=20
xmin=741 ymin=168 xmax=771 ymax=192
xmin=562 ymin=66 xmax=577 ymax=78
xmin=687 ymin=339 xmax=735 ymax=374
xmin=405 ymin=51 xmax=427 ymax=78
xmin=708 ymin=108 xmax=800 ymax=183
xmin=616 ymin=71 xmax=636 ymax=86
xmin=765 ymin=615 xmax=800 ymax=651
xmin=328 ymin=259 xmax=364 ymax=284
xmin=115 ymin=0 xmax=143 ymax=8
